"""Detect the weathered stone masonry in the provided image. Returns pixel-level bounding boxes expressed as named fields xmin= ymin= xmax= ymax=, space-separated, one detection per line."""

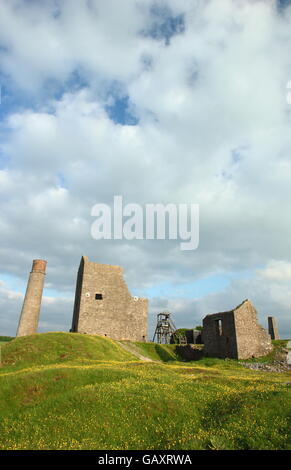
xmin=202 ymin=299 xmax=273 ymax=359
xmin=268 ymin=316 xmax=280 ymax=340
xmin=71 ymin=256 xmax=148 ymax=341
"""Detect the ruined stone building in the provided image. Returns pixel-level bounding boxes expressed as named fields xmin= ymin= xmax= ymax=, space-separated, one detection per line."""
xmin=71 ymin=256 xmax=148 ymax=341
xmin=16 ymin=259 xmax=47 ymax=337
xmin=202 ymin=299 xmax=273 ymax=359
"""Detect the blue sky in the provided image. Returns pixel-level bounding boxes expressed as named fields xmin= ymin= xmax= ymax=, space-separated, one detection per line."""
xmin=0 ymin=0 xmax=291 ymax=339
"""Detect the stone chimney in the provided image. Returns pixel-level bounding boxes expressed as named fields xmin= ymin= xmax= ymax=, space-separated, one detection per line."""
xmin=268 ymin=316 xmax=280 ymax=340
xmin=16 ymin=259 xmax=47 ymax=337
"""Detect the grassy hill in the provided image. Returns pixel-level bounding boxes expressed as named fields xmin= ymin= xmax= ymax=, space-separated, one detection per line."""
xmin=0 ymin=333 xmax=290 ymax=450
xmin=1 ymin=332 xmax=135 ymax=370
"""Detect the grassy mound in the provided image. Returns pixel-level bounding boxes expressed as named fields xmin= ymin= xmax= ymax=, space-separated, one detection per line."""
xmin=0 ymin=332 xmax=136 ymax=369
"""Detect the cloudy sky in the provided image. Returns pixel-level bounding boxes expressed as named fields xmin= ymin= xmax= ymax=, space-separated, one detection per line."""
xmin=0 ymin=0 xmax=291 ymax=339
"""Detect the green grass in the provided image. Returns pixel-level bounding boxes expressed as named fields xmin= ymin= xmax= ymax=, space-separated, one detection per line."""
xmin=0 ymin=333 xmax=290 ymax=450
xmin=127 ymin=342 xmax=204 ymax=362
xmin=0 ymin=332 xmax=136 ymax=370
xmin=128 ymin=341 xmax=180 ymax=362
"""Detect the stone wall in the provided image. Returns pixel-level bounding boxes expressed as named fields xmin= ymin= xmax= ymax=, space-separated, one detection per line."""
xmin=202 ymin=310 xmax=238 ymax=358
xmin=71 ymin=256 xmax=148 ymax=341
xmin=175 ymin=344 xmax=204 ymax=361
xmin=234 ymin=301 xmax=273 ymax=359
xmin=203 ymin=300 xmax=273 ymax=360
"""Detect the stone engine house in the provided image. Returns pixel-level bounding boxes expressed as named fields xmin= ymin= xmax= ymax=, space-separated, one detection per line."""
xmin=202 ymin=299 xmax=273 ymax=359
xmin=71 ymin=256 xmax=148 ymax=341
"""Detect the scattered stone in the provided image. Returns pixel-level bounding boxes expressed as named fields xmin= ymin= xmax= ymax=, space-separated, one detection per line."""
xmin=241 ymin=360 xmax=291 ymax=373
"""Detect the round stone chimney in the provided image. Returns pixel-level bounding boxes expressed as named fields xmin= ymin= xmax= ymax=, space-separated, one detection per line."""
xmin=16 ymin=259 xmax=47 ymax=337
xmin=31 ymin=259 xmax=47 ymax=273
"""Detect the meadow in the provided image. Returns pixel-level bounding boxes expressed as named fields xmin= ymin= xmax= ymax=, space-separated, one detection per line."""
xmin=0 ymin=332 xmax=290 ymax=450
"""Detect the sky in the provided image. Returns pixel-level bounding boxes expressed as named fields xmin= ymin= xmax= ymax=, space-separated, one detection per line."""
xmin=0 ymin=0 xmax=291 ymax=339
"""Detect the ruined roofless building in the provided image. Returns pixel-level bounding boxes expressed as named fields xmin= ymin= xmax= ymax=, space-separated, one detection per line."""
xmin=16 ymin=259 xmax=47 ymax=337
xmin=202 ymin=299 xmax=273 ymax=360
xmin=71 ymin=256 xmax=148 ymax=341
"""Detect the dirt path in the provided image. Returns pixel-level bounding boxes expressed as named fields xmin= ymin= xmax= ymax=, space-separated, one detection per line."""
xmin=116 ymin=341 xmax=156 ymax=362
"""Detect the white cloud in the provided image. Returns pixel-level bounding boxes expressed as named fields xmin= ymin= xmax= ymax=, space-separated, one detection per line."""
xmin=257 ymin=260 xmax=291 ymax=281
xmin=0 ymin=281 xmax=23 ymax=301
xmin=0 ymin=0 xmax=291 ymax=337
